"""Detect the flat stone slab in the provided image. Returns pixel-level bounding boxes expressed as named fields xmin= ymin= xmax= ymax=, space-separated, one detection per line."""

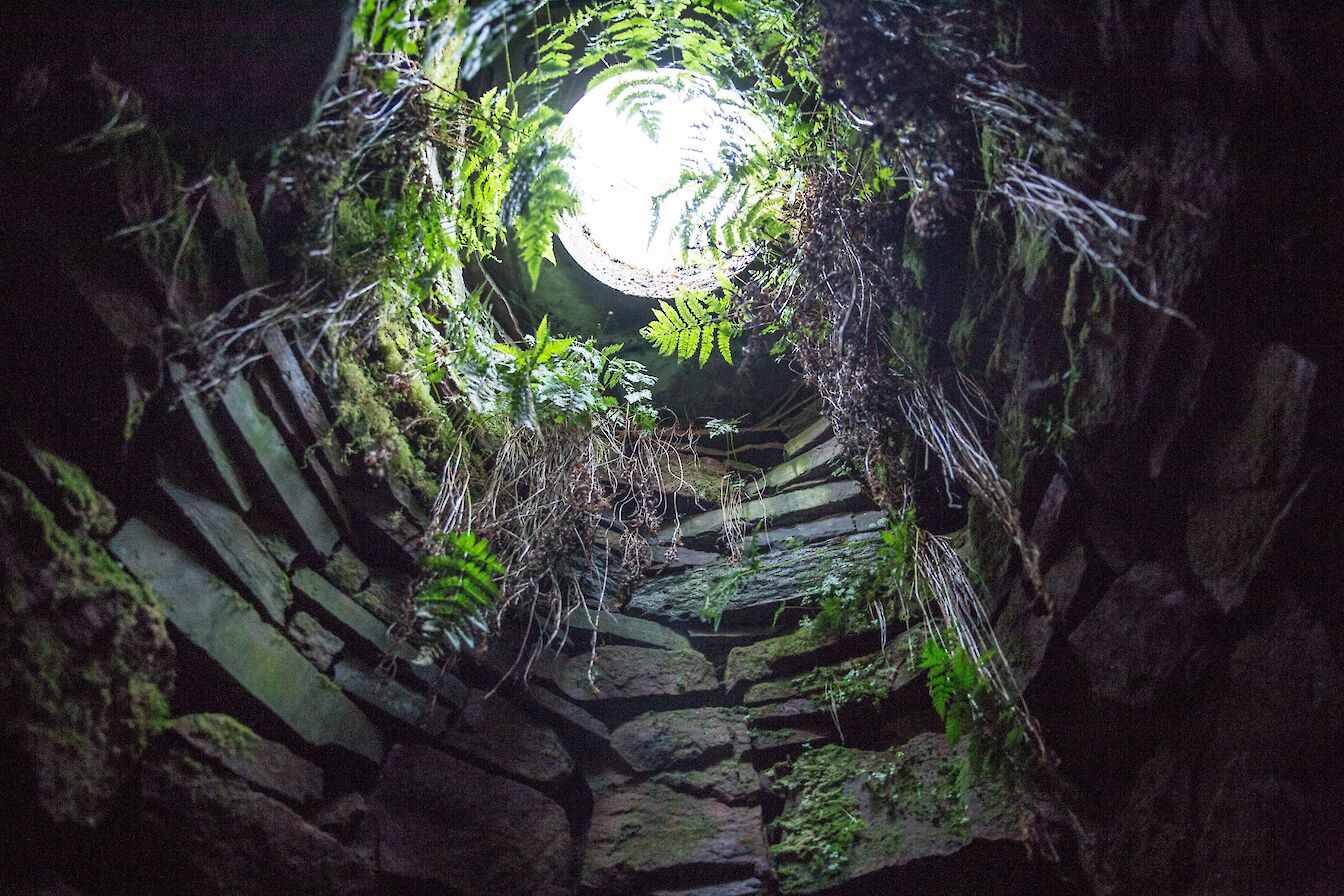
xmin=372 ymin=743 xmax=572 ymax=896
xmin=770 ymin=734 xmax=1032 ymax=894
xmin=556 ymin=646 xmax=719 ymax=706
xmin=582 ymin=779 xmax=770 ymax=892
xmin=110 ymin=519 xmax=382 ymax=763
xmin=444 ymin=690 xmax=575 ymax=788
xmin=611 ymin=707 xmax=750 ymax=773
xmin=221 ymin=376 xmax=339 ymax=557
xmin=650 ymin=759 xmax=764 ymax=808
xmin=287 ymin=611 xmax=343 ymax=671
xmin=169 ymin=361 xmax=252 ymax=513
xmin=561 ymin=606 xmax=693 ymax=651
xmin=167 ymin=713 xmax=323 ymax=808
xmin=724 ymin=625 xmax=881 ymax=698
xmin=292 ymin=567 xmax=396 ymax=659
xmin=673 ymin=480 xmax=869 ymax=544
xmin=160 ymin=478 xmax=290 ymax=625
xmin=630 ymin=535 xmax=882 ymax=627
xmin=745 ymin=437 xmax=844 ymax=498
xmin=333 ymin=659 xmax=451 ymax=737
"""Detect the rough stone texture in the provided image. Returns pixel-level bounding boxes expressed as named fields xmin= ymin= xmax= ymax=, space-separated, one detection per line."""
xmin=333 ymin=659 xmax=451 ymax=738
xmin=674 ymin=480 xmax=869 ymax=544
xmin=122 ymin=736 xmax=374 ymax=896
xmin=168 ymin=362 xmax=253 ymax=513
xmin=561 ymin=606 xmax=693 ymax=651
xmin=1068 ymin=561 xmax=1219 ymax=708
xmin=1186 ymin=343 xmax=1318 ymax=612
xmin=220 ymin=376 xmax=340 ymax=557
xmin=724 ymin=625 xmax=882 ymax=698
xmin=770 ymin=734 xmax=1035 ymax=895
xmin=321 ymin=543 xmax=370 ymax=593
xmin=0 ymin=473 xmax=174 ymax=828
xmin=748 ymin=510 xmax=888 ymax=551
xmin=110 ymin=519 xmax=382 ymax=762
xmin=611 ymin=707 xmax=750 ymax=773
xmin=996 ymin=541 xmax=1089 ymax=689
xmin=651 ymin=759 xmax=765 ymax=807
xmin=582 ymin=778 xmax=770 ymax=893
xmin=160 ymin=479 xmax=291 ymax=625
xmin=1104 ymin=596 xmax=1344 ymax=895
xmin=291 ymin=567 xmax=398 ymax=659
xmin=371 ymin=742 xmax=572 ymax=896
xmin=630 ymin=535 xmax=881 ymax=625
xmin=167 ymin=713 xmax=323 ymax=808
xmin=444 ymin=689 xmax=575 ymax=788
xmin=286 ymin=611 xmax=343 ymax=671
xmin=746 ymin=437 xmax=844 ymax=498
xmin=652 ymin=879 xmax=767 ymax=896
xmin=556 ymin=646 xmax=719 ymax=706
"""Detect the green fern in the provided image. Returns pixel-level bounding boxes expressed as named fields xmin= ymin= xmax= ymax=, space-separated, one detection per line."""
xmin=414 ymin=531 xmax=506 ymax=660
xmin=641 ymin=288 xmax=737 ymax=366
xmin=919 ymin=636 xmax=1029 ymax=778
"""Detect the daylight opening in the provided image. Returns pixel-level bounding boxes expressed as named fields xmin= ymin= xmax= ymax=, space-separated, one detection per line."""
xmin=557 ymin=68 xmax=772 ymax=298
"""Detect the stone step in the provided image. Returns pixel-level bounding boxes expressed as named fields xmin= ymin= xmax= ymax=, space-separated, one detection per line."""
xmin=371 ymin=743 xmax=572 ymax=896
xmin=555 ymin=646 xmax=720 ymax=713
xmin=581 ymin=777 xmax=771 ymax=893
xmin=442 ymin=690 xmax=575 ymax=791
xmin=332 ymin=658 xmax=453 ymax=738
xmin=744 ymin=437 xmax=844 ymax=499
xmin=159 ymin=478 xmax=291 ymax=626
xmin=724 ymin=625 xmax=884 ymax=699
xmin=768 ymin=734 xmax=1035 ymax=895
xmin=610 ymin=707 xmax=750 ymax=774
xmin=784 ymin=418 xmax=832 ymax=458
xmin=557 ymin=606 xmax=693 ymax=652
xmin=219 ymin=376 xmax=340 ymax=557
xmin=669 ymin=479 xmax=869 ymax=547
xmin=110 ymin=518 xmax=382 ymax=763
xmin=630 ymin=534 xmax=883 ymax=628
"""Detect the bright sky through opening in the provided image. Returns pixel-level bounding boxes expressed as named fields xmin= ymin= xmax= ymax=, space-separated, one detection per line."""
xmin=558 ymin=69 xmax=769 ymax=287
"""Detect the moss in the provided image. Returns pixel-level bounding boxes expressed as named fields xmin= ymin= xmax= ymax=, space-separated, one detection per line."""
xmin=0 ymin=470 xmax=174 ymax=827
xmin=180 ymin=713 xmax=261 ymax=760
xmin=866 ymin=749 xmax=970 ymax=837
xmin=32 ymin=451 xmax=117 ymax=538
xmin=770 ymin=745 xmax=869 ymax=892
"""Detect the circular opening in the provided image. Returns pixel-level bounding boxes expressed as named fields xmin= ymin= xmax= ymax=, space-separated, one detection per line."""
xmin=557 ymin=68 xmax=772 ymax=298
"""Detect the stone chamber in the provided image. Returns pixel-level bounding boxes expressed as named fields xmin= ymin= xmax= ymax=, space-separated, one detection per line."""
xmin=1 ymin=3 xmax=1342 ymax=896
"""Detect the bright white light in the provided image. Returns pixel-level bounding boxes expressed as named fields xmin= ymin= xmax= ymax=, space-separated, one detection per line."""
xmin=557 ymin=68 xmax=770 ymax=297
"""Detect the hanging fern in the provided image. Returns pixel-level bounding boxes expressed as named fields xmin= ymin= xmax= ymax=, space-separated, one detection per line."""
xmin=640 ymin=287 xmax=737 ymax=365
xmin=919 ymin=635 xmax=1029 ymax=778
xmin=414 ymin=531 xmax=505 ymax=661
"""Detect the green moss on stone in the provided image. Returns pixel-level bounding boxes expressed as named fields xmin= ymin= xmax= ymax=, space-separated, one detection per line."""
xmin=769 ymin=745 xmax=869 ymax=892
xmin=0 ymin=469 xmax=174 ymax=827
xmin=180 ymin=713 xmax=261 ymax=760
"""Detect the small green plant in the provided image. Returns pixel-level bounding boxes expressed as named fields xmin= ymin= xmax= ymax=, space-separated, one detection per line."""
xmin=698 ymin=541 xmax=762 ymax=630
xmin=641 ymin=287 xmax=738 ymax=366
xmin=918 ymin=636 xmax=1029 ymax=779
xmin=805 ymin=509 xmax=917 ymax=636
xmin=769 ymin=745 xmax=868 ymax=889
xmin=413 ymin=531 xmax=506 ymax=660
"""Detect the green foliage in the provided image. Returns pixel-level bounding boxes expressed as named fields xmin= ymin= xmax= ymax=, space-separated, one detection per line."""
xmin=918 ymin=636 xmax=1028 ymax=779
xmin=641 ymin=287 xmax=738 ymax=366
xmin=698 ymin=541 xmax=762 ymax=630
xmin=792 ymin=652 xmax=896 ymax=710
xmin=444 ymin=314 xmax=658 ymax=432
xmin=807 ymin=509 xmax=917 ymax=635
xmin=414 ymin=531 xmax=506 ymax=659
xmin=769 ymin=745 xmax=868 ymax=889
